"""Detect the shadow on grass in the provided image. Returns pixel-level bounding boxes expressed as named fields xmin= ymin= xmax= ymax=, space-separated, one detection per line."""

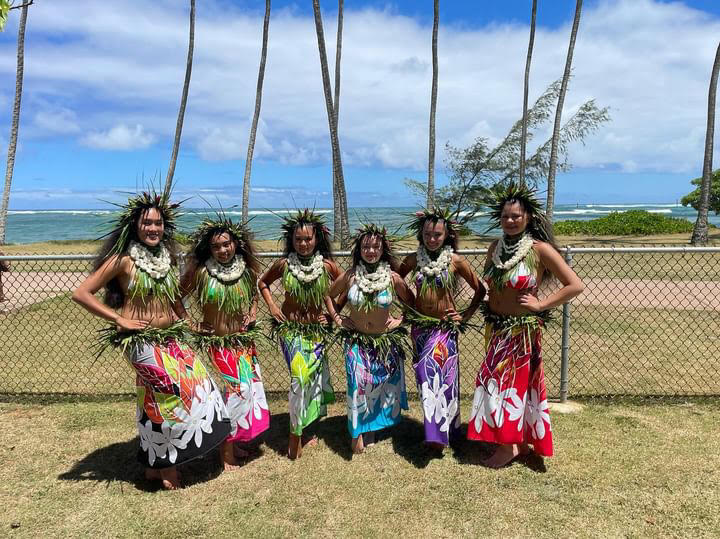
xmin=57 ymin=437 xmax=254 ymax=491
xmin=451 ymin=422 xmax=547 ymax=473
xmin=260 ymin=410 xmax=355 ymax=461
xmin=389 ymin=415 xmax=448 ymax=469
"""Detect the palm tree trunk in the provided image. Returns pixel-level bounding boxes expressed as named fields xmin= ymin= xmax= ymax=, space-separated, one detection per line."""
xmin=331 ymin=0 xmax=345 ymax=242
xmin=546 ymin=0 xmax=582 ymax=222
xmin=242 ymin=0 xmax=271 ymax=225
xmin=163 ymin=0 xmax=195 ymax=199
xmin=0 ymin=3 xmax=29 ymax=245
xmin=426 ymin=0 xmax=439 ymax=209
xmin=312 ymin=0 xmax=350 ymax=247
xmin=519 ymin=0 xmax=537 ymax=187
xmin=691 ymin=40 xmax=720 ymax=245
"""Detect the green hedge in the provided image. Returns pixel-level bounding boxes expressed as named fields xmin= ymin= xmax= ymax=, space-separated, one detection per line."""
xmin=554 ymin=210 xmax=697 ymax=236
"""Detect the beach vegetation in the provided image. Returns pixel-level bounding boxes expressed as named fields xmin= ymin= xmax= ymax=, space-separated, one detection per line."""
xmin=553 ymin=210 xmax=698 ymax=236
xmin=682 ymin=169 xmax=720 ymax=215
xmin=405 ymin=80 xmax=610 ymax=223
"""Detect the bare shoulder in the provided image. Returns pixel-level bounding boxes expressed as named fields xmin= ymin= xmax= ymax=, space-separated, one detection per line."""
xmin=533 ymin=241 xmax=560 ymax=257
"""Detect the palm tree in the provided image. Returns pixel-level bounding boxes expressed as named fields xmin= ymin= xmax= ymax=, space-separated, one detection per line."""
xmin=691 ymin=40 xmax=720 ymax=245
xmin=546 ymin=0 xmax=582 ymax=222
xmin=242 ymin=0 xmax=271 ymax=224
xmin=0 ymin=1 xmax=31 ymax=245
xmin=426 ymin=0 xmax=439 ymax=209
xmin=163 ymin=0 xmax=195 ymax=199
xmin=312 ymin=0 xmax=349 ymax=246
xmin=519 ymin=0 xmax=537 ymax=187
xmin=331 ymin=0 xmax=346 ymax=242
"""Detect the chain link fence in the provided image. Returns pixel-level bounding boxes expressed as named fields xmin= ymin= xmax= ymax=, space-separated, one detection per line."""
xmin=0 ymin=247 xmax=718 ymax=398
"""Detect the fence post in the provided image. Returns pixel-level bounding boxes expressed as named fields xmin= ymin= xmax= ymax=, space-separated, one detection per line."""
xmin=559 ymin=246 xmax=573 ymax=403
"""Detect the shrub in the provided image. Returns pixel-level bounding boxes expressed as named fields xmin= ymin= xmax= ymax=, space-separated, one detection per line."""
xmin=554 ymin=210 xmax=697 ymax=236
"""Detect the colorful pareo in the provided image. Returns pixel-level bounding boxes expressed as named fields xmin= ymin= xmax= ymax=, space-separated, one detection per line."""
xmin=340 ymin=328 xmax=409 ymax=438
xmin=117 ymin=325 xmax=231 ymax=468
xmin=467 ymin=314 xmax=553 ymax=457
xmin=201 ymin=333 xmax=270 ymax=444
xmin=274 ymin=322 xmax=335 ymax=435
xmin=410 ymin=320 xmax=461 ymax=446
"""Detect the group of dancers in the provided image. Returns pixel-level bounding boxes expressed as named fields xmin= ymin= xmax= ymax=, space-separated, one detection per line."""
xmin=72 ymin=183 xmax=584 ymax=490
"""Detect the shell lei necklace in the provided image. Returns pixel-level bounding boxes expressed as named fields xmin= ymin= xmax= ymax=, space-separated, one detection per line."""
xmin=127 ymin=241 xmax=179 ymax=303
xmin=205 ymin=255 xmax=246 ymax=283
xmin=282 ymin=252 xmax=330 ymax=308
xmin=287 ymin=252 xmax=324 ymax=283
xmin=492 ymin=233 xmax=534 ymax=270
xmin=129 ymin=241 xmax=171 ymax=278
xmin=416 ymin=245 xmax=453 ymax=277
xmin=415 ymin=244 xmax=455 ymax=293
xmin=355 ymin=261 xmax=392 ymax=294
xmin=353 ymin=261 xmax=392 ymax=312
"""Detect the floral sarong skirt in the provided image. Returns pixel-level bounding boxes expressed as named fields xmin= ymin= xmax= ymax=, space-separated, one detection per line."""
xmin=209 ymin=341 xmax=270 ymax=443
xmin=410 ymin=325 xmax=461 ymax=446
xmin=126 ymin=338 xmax=231 ymax=468
xmin=467 ymin=322 xmax=553 ymax=456
xmin=343 ymin=332 xmax=408 ymax=438
xmin=278 ymin=327 xmax=335 ymax=435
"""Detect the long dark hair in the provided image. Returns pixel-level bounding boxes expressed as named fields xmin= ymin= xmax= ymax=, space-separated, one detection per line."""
xmin=93 ymin=201 xmax=179 ymax=308
xmin=350 ymin=226 xmax=398 ymax=272
xmin=408 ymin=208 xmax=461 ymax=253
xmin=191 ymin=224 xmax=261 ymax=281
xmin=281 ymin=209 xmax=334 ymax=259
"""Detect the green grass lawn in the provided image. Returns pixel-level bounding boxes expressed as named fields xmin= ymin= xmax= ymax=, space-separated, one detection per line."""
xmin=0 ymin=398 xmax=718 ymax=537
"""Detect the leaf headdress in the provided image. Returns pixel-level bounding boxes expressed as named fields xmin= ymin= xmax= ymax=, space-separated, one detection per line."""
xmin=99 ymin=190 xmax=181 ymax=260
xmin=280 ymin=208 xmax=333 ymax=259
xmin=188 ymin=210 xmax=259 ymax=314
xmin=407 ymin=207 xmax=462 ymax=252
xmin=486 ymin=182 xmax=554 ymax=244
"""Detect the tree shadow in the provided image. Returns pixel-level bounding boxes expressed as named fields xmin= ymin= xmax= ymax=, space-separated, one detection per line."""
xmin=57 ymin=437 xmax=258 ymax=491
xmin=390 ymin=416 xmax=447 ymax=469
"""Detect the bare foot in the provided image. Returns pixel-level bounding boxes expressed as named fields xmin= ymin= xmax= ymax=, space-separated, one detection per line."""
xmin=220 ymin=441 xmax=243 ymax=471
xmin=302 ymin=434 xmax=318 ymax=447
xmin=351 ymin=435 xmax=365 ymax=454
xmin=483 ymin=444 xmax=521 ymax=469
xmin=233 ymin=444 xmax=251 ymax=459
xmin=425 ymin=441 xmax=445 ymax=452
xmin=145 ymin=467 xmax=181 ymax=490
xmin=288 ymin=433 xmax=302 ymax=460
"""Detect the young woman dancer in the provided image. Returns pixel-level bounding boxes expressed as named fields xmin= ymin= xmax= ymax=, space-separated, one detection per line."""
xmin=258 ymin=209 xmax=341 ymax=459
xmin=398 ymin=209 xmax=485 ymax=450
xmin=467 ymin=183 xmax=583 ymax=468
xmin=327 ymin=224 xmax=415 ymax=454
xmin=180 ymin=215 xmax=269 ymax=470
xmin=72 ymin=192 xmax=230 ymax=489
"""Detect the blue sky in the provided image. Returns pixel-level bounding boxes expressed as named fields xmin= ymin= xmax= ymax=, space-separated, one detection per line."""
xmin=1 ymin=0 xmax=719 ymax=209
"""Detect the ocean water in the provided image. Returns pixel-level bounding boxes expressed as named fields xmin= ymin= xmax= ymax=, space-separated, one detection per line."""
xmin=4 ymin=204 xmax=718 ymax=245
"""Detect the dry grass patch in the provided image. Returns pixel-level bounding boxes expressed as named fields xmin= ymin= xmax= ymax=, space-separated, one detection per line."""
xmin=0 ymin=398 xmax=719 ymax=538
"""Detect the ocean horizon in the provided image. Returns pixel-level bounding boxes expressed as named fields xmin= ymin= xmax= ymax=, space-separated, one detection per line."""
xmin=4 ymin=203 xmax=717 ymax=245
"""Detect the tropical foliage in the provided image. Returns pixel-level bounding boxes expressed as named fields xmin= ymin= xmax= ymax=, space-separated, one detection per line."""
xmin=682 ymin=169 xmax=720 ymax=215
xmin=554 ymin=210 xmax=697 ymax=236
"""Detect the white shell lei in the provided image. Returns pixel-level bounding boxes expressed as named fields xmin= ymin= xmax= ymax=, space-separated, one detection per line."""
xmin=492 ymin=234 xmax=534 ymax=270
xmin=205 ymin=255 xmax=246 ymax=283
xmin=287 ymin=252 xmax=325 ymax=283
xmin=416 ymin=245 xmax=453 ymax=277
xmin=128 ymin=241 xmax=171 ymax=279
xmin=355 ymin=261 xmax=392 ymax=294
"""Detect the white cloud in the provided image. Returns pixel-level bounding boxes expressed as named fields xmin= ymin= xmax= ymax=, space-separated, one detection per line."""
xmin=33 ymin=107 xmax=80 ymax=134
xmin=80 ymin=124 xmax=156 ymax=150
xmin=0 ymin=0 xmax=719 ymax=175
